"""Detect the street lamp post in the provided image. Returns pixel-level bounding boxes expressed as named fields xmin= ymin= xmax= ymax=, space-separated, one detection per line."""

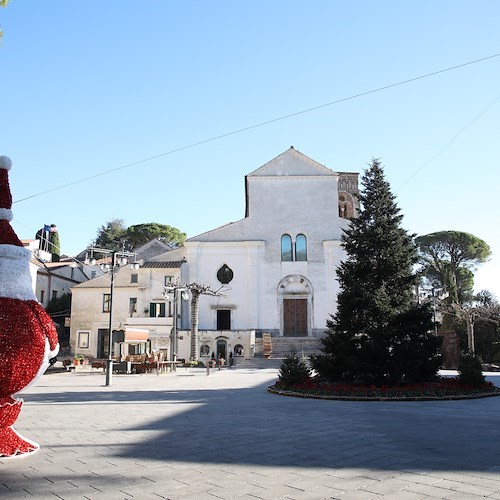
xmin=104 ymin=252 xmax=118 ymax=386
xmin=172 ymin=289 xmax=179 ymax=363
xmin=164 ymin=285 xmax=191 ymax=364
xmin=431 ymin=287 xmax=443 ymax=336
xmin=418 ymin=285 xmax=448 ymax=336
xmin=88 ymin=248 xmax=139 ymax=386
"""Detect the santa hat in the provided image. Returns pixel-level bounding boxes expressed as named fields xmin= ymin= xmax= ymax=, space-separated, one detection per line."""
xmin=0 ymin=156 xmax=36 ymax=301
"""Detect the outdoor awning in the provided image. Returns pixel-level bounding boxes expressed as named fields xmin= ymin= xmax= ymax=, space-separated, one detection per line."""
xmin=124 ymin=328 xmax=149 ymax=344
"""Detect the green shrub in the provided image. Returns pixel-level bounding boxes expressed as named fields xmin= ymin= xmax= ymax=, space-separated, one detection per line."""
xmin=278 ymin=350 xmax=311 ymax=387
xmin=309 ymin=353 xmax=344 ymax=381
xmin=458 ymin=354 xmax=486 ymax=387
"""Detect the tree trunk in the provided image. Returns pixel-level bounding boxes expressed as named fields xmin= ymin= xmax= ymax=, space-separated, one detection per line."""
xmin=466 ymin=314 xmax=475 ymax=355
xmin=190 ymin=291 xmax=200 ymax=360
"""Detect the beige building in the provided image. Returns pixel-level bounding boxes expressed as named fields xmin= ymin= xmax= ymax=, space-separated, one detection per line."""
xmin=70 ymin=243 xmax=182 ymax=360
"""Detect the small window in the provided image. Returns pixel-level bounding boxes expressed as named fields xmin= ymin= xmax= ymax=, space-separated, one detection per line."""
xmin=52 ymin=290 xmax=58 ymax=301
xmin=131 ymin=273 xmax=138 ymax=284
xmin=234 ymin=344 xmax=244 ymax=357
xmin=216 ymin=309 xmax=231 ymax=330
xmin=200 ymin=344 xmax=210 ymax=357
xmin=78 ymin=331 xmax=90 ymax=349
xmin=103 ymin=293 xmax=111 ymax=313
xmin=129 ymin=298 xmax=137 ymax=315
xmin=164 ymin=275 xmax=174 ymax=285
xmin=40 ymin=290 xmax=45 ymax=303
xmin=295 ymin=234 xmax=307 ymax=261
xmin=281 ymin=234 xmax=293 ymax=261
xmin=150 ymin=302 xmax=166 ymax=318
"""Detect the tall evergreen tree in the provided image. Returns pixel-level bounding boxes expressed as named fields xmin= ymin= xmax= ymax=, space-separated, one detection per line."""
xmin=93 ymin=218 xmax=127 ymax=251
xmin=35 ymin=224 xmax=61 ymax=262
xmin=311 ymin=159 xmax=441 ymax=385
xmin=49 ymin=224 xmax=60 ymax=262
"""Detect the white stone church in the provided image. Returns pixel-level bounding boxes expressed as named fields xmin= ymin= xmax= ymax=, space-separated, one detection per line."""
xmin=70 ymin=147 xmax=358 ymax=362
xmin=151 ymin=147 xmax=359 ymax=360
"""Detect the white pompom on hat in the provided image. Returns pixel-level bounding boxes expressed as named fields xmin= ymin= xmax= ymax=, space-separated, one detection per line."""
xmin=0 ymin=156 xmax=12 ymax=171
xmin=0 ymin=156 xmax=36 ymax=301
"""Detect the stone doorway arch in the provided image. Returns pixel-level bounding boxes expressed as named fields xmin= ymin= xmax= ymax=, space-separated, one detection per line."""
xmin=277 ymin=275 xmax=313 ymax=337
xmin=216 ymin=338 xmax=227 ymax=360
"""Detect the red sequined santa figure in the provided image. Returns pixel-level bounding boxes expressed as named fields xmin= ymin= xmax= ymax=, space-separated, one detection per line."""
xmin=0 ymin=155 xmax=59 ymax=458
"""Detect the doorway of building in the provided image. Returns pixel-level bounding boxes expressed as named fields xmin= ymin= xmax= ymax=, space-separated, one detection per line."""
xmin=278 ymin=275 xmax=312 ymax=337
xmin=97 ymin=329 xmax=109 ymax=358
xmin=216 ymin=339 xmax=227 ymax=360
xmin=283 ymin=298 xmax=307 ymax=336
xmin=97 ymin=329 xmax=126 ymax=358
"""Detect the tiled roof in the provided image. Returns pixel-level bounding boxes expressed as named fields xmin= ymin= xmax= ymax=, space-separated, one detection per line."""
xmin=44 ymin=262 xmax=74 ymax=269
xmin=141 ymin=261 xmax=185 ymax=269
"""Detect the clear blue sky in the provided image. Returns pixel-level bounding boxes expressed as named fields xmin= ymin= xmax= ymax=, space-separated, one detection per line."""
xmin=2 ymin=1 xmax=499 ymax=297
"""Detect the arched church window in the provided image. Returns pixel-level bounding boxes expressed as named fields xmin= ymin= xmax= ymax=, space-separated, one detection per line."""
xmin=338 ymin=191 xmax=354 ymax=219
xmin=295 ymin=234 xmax=307 ymax=261
xmin=200 ymin=344 xmax=210 ymax=357
xmin=281 ymin=234 xmax=292 ymax=261
xmin=340 ymin=202 xmax=352 ymax=218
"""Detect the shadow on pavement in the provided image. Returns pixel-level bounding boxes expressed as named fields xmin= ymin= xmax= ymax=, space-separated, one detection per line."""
xmin=18 ymin=376 xmax=500 ymax=473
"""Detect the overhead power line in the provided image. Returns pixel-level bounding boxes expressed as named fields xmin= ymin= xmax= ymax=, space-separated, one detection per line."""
xmin=13 ymin=52 xmax=500 ymax=204
xmin=397 ymin=91 xmax=500 ymax=191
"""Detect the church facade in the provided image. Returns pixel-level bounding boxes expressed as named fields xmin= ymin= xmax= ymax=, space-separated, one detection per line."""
xmin=159 ymin=147 xmax=359 ymax=355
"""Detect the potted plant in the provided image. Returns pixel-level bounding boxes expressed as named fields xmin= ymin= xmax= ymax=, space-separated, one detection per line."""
xmin=73 ymin=355 xmax=84 ymax=366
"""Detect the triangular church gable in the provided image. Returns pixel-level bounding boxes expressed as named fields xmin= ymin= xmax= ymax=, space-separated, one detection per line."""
xmin=187 ymin=218 xmax=249 ymax=242
xmin=247 ymin=147 xmax=335 ymax=178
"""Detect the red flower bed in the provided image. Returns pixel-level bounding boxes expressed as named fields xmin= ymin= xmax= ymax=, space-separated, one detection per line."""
xmin=270 ymin=376 xmax=500 ymax=401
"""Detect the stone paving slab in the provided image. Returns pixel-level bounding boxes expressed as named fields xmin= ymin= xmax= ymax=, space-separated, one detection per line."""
xmin=0 ymin=368 xmax=499 ymax=499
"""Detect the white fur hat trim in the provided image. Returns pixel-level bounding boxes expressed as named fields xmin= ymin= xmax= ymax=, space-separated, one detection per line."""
xmin=0 ymin=244 xmax=36 ymax=301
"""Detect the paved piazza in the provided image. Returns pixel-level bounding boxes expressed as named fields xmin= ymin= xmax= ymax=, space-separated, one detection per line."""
xmin=1 ymin=368 xmax=500 ymax=499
